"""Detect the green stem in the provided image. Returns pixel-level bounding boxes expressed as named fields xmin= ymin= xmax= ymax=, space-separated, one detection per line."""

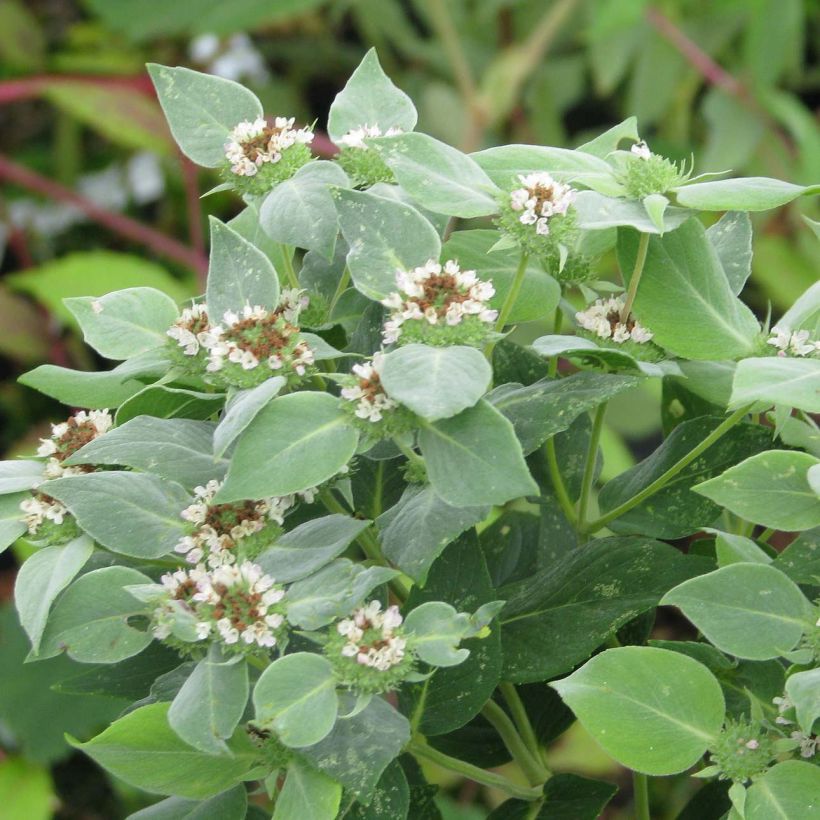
xmin=545 ymin=438 xmax=577 ymax=526
xmin=328 ymin=266 xmax=351 ymax=315
xmin=279 ymin=245 xmax=301 ymax=290
xmin=246 ymin=655 xmax=270 ymax=672
xmin=548 ymin=302 xmax=564 ymax=378
xmin=499 ymin=682 xmax=545 ymax=767
xmin=620 ymin=232 xmax=650 ymax=323
xmin=582 ymin=404 xmax=753 ymax=534
xmin=577 ymin=403 xmax=607 ymax=528
xmin=393 ymin=436 xmax=426 ymax=472
xmin=633 ymin=771 xmax=651 ymax=820
xmin=408 ymin=739 xmax=543 ymax=801
xmin=410 ymin=677 xmax=432 ymax=734
xmin=495 ymin=252 xmax=529 ymax=332
xmin=757 ymin=526 xmax=775 ymax=543
xmin=481 ymin=700 xmax=548 ymax=786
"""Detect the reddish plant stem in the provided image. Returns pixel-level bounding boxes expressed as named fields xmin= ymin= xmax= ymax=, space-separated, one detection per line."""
xmin=0 ymin=74 xmax=154 ymax=105
xmin=0 ymin=154 xmax=208 ymax=274
xmin=179 ymin=156 xmax=206 ymax=286
xmin=311 ymin=131 xmax=338 ymax=158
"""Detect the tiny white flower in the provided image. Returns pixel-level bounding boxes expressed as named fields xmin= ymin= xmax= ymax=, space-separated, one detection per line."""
xmin=631 ymin=140 xmax=652 ymax=160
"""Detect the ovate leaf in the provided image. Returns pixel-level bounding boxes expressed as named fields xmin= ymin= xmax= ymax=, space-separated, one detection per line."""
xmin=674 ymin=177 xmax=820 ymax=211
xmin=745 ymin=760 xmax=820 ymax=820
xmin=127 ymin=786 xmax=247 ymax=820
xmin=0 ymin=492 xmax=27 ymax=553
xmin=730 ymin=357 xmax=820 ymax=414
xmin=213 ymin=377 xmax=285 ymax=458
xmin=274 ymin=760 xmax=342 ymax=820
xmin=706 ymin=211 xmax=753 ymax=295
xmin=785 ymin=668 xmax=820 ymax=735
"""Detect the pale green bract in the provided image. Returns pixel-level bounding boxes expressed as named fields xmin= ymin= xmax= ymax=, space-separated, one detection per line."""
xmin=9 ymin=48 xmax=820 ymax=820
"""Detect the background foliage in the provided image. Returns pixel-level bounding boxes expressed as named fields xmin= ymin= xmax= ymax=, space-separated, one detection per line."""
xmin=0 ymin=1 xmax=818 ymax=818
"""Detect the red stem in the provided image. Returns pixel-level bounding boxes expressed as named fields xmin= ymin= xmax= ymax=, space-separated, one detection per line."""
xmin=0 ymin=154 xmax=207 ymax=274
xmin=0 ymin=74 xmax=155 ymax=105
xmin=180 ymin=156 xmax=206 ymax=286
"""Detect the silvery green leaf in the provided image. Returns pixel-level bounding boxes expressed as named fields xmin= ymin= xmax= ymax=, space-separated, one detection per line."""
xmin=116 ymin=385 xmax=225 ymax=425
xmin=642 ymin=193 xmax=669 ymax=232
xmin=206 ymin=218 xmax=280 ymax=320
xmin=673 ymin=177 xmax=820 ymax=211
xmin=784 ymin=668 xmax=820 ymax=735
xmin=575 ymin=191 xmax=690 ymax=233
xmin=403 ymin=601 xmax=472 ymax=667
xmin=576 ymin=117 xmax=640 ymax=157
xmin=730 ymin=357 xmax=820 ymax=414
xmin=706 ymin=211 xmax=753 ymax=295
xmin=327 ymin=48 xmax=417 ymax=144
xmin=0 ymin=492 xmax=27 ymax=553
xmin=126 ymin=786 xmax=248 ymax=820
xmin=778 ymin=280 xmax=820 ymax=336
xmin=0 ymin=460 xmax=44 ymax=494
xmin=147 ymin=64 xmax=262 ymax=167
xmin=213 ymin=377 xmax=286 ymax=458
xmin=273 ymin=760 xmax=341 ymax=820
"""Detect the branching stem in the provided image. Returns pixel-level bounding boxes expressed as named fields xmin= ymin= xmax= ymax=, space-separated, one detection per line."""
xmin=620 ymin=232 xmax=650 ymax=323
xmin=481 ymin=699 xmax=548 ymax=786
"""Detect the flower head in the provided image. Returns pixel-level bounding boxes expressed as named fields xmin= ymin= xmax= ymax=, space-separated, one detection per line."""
xmin=707 ymin=718 xmax=775 ymax=782
xmin=620 ymin=141 xmax=690 ymax=198
xmin=381 ymin=260 xmax=497 ymax=347
xmin=224 ymin=116 xmax=313 ymax=177
xmin=19 ymin=493 xmax=81 ymax=545
xmin=340 ymin=352 xmax=399 ymax=423
xmin=767 ymin=326 xmax=819 ymax=358
xmin=153 ymin=560 xmax=286 ymax=652
xmin=575 ymin=295 xmax=654 ymax=345
xmin=36 ymin=409 xmax=112 ymax=480
xmin=167 ymin=304 xmax=212 ymax=357
xmin=509 ymin=172 xmax=575 ymax=237
xmin=337 ymin=124 xmax=403 ymax=150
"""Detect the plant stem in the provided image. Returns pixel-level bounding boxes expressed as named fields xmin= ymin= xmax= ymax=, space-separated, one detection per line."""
xmin=328 ymin=266 xmax=351 ymax=314
xmin=481 ymin=700 xmax=548 ymax=786
xmin=548 ymin=302 xmax=564 ymax=378
xmin=495 ymin=252 xmax=529 ymax=332
xmin=545 ymin=438 xmax=577 ymax=526
xmin=408 ymin=739 xmax=543 ymax=801
xmin=757 ymin=526 xmax=775 ymax=543
xmin=577 ymin=403 xmax=607 ymax=528
xmin=499 ymin=682 xmax=545 ymax=767
xmin=633 ymin=771 xmax=651 ymax=820
xmin=582 ymin=404 xmax=752 ymax=534
xmin=620 ymin=232 xmax=650 ymax=323
xmin=393 ymin=436 xmax=426 ymax=472
xmin=279 ymin=245 xmax=301 ymax=290
xmin=246 ymin=655 xmax=269 ymax=672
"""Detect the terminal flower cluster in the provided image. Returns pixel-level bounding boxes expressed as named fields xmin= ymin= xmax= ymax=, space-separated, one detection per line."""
xmin=225 ymin=116 xmax=313 ymax=177
xmin=767 ymin=326 xmax=819 ymax=357
xmin=576 ymin=295 xmax=654 ymax=344
xmin=337 ymin=123 xmax=402 ymax=149
xmin=340 ymin=352 xmax=398 ymax=423
xmin=509 ymin=172 xmax=575 ymax=236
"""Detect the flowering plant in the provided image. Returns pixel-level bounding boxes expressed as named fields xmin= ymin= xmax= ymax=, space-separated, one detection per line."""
xmin=4 ymin=50 xmax=820 ymax=818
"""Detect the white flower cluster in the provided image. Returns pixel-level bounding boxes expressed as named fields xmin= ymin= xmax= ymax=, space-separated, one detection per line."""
xmin=36 ymin=409 xmax=113 ymax=480
xmin=631 ymin=140 xmax=652 ymax=160
xmin=767 ymin=326 xmax=819 ymax=358
xmin=19 ymin=495 xmax=69 ymax=535
xmin=338 ymin=123 xmax=402 ymax=149
xmin=337 ymin=601 xmax=407 ymax=671
xmin=224 ymin=116 xmax=313 ymax=177
xmin=575 ymin=295 xmax=654 ymax=344
xmin=340 ymin=352 xmax=398 ymax=423
xmin=156 ymin=561 xmax=285 ymax=649
xmin=167 ymin=304 xmax=210 ymax=356
xmin=773 ymin=695 xmax=818 ymax=758
xmin=202 ymin=304 xmax=315 ymax=376
xmin=509 ymin=172 xmax=575 ymax=236
xmin=381 ymin=259 xmax=497 ymax=344
xmin=175 ymin=479 xmax=314 ymax=567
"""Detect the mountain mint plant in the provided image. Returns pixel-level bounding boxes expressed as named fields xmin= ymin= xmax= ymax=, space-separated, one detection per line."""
xmin=4 ymin=50 xmax=820 ymax=819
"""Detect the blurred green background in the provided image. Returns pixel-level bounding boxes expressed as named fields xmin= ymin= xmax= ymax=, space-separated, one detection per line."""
xmin=0 ymin=1 xmax=817 ymax=817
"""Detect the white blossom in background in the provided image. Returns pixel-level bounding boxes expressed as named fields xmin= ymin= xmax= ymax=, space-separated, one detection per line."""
xmin=575 ymin=295 xmax=654 ymax=344
xmin=631 ymin=140 xmax=652 ymax=160
xmin=189 ymin=33 xmax=270 ymax=84
xmin=154 ymin=561 xmax=286 ymax=650
xmin=509 ymin=172 xmax=575 ymax=236
xmin=338 ymin=124 xmax=403 ymax=149
xmin=337 ymin=601 xmax=407 ymax=671
xmin=167 ymin=304 xmax=211 ymax=356
xmin=381 ymin=259 xmax=497 ymax=344
xmin=224 ymin=117 xmax=313 ymax=177
xmin=341 ymin=353 xmax=398 ymax=423
xmin=767 ymin=326 xmax=819 ymax=357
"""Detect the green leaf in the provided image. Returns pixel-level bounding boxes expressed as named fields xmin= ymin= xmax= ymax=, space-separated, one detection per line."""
xmin=274 ymin=760 xmax=342 ymax=820
xmin=441 ymin=230 xmax=560 ymax=323
xmin=785 ymin=668 xmax=820 ymax=735
xmin=0 ymin=492 xmax=27 ymax=553
xmin=0 ymin=757 xmax=54 ymax=820
xmin=36 ymin=566 xmax=153 ymax=663
xmin=488 ymin=372 xmax=641 ymax=455
xmin=531 ymin=335 xmax=671 ymax=377
xmin=486 ymin=773 xmax=617 ymax=819
xmin=147 ymin=64 xmax=262 ymax=167
xmin=661 ymin=563 xmax=811 ymax=660
xmin=213 ymin=378 xmax=285 ymax=458
xmin=14 ymin=535 xmax=94 ymax=653
xmin=18 ymin=349 xmax=171 ymax=409
xmin=694 ymin=450 xmax=820 ymax=531
xmin=348 ymin=759 xmax=409 ymax=820
xmin=470 ymin=144 xmax=619 ymax=194
xmin=0 ymin=460 xmax=46 ymax=493
xmin=404 ymin=602 xmax=473 ymax=667
xmin=127 ymin=786 xmax=248 ymax=820
xmin=745 ymin=760 xmax=820 ymax=820
xmin=597 ymin=418 xmax=770 ymax=538
xmin=674 ymin=177 xmax=820 ymax=211
xmin=500 ymin=537 xmax=710 ymax=682
xmin=377 ymin=485 xmax=489 ymax=584
xmin=0 ymin=1 xmax=44 ymax=71
xmin=71 ymin=702 xmax=256 ymax=798
xmin=618 ymin=220 xmax=760 ymax=359
xmin=334 ymin=188 xmax=441 ymax=300
xmin=300 ymin=693 xmax=410 ymax=801
xmin=116 ymin=386 xmax=224 ymax=425
xmin=66 ymin=417 xmax=226 ymax=489
xmin=285 ymin=559 xmax=398 ymax=630
xmin=710 ymin=529 xmax=772 ymax=566
xmin=379 ymin=345 xmax=491 ymax=421
xmin=168 ymin=649 xmax=249 ymax=755
xmin=253 ymin=653 xmax=338 ymax=748
xmin=574 ymin=191 xmax=690 ymax=233
xmin=65 ymin=287 xmax=179 ymax=361
xmin=706 ymin=211 xmax=753 ymax=295
xmin=7 ymin=251 xmax=192 ymax=323
xmin=773 ymin=528 xmax=820 ymax=584
xmin=730 ymin=358 xmax=820 ymax=414
xmin=778 ymin=280 xmax=820 ymax=337
xmin=577 ymin=116 xmax=639 ymax=157
xmin=418 ymin=400 xmax=538 ymax=507
xmin=260 ymin=161 xmax=350 ymax=261
xmin=372 ymin=133 xmax=500 ymax=218
xmin=206 ymin=218 xmax=280 ymax=321
xmin=256 ymin=514 xmax=371 ymax=583
xmin=551 ymin=647 xmax=725 ymax=775
xmin=327 ymin=48 xmax=417 ymax=143
xmin=42 ymin=472 xmax=190 ymax=559
xmin=216 ymin=392 xmax=358 ymax=501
